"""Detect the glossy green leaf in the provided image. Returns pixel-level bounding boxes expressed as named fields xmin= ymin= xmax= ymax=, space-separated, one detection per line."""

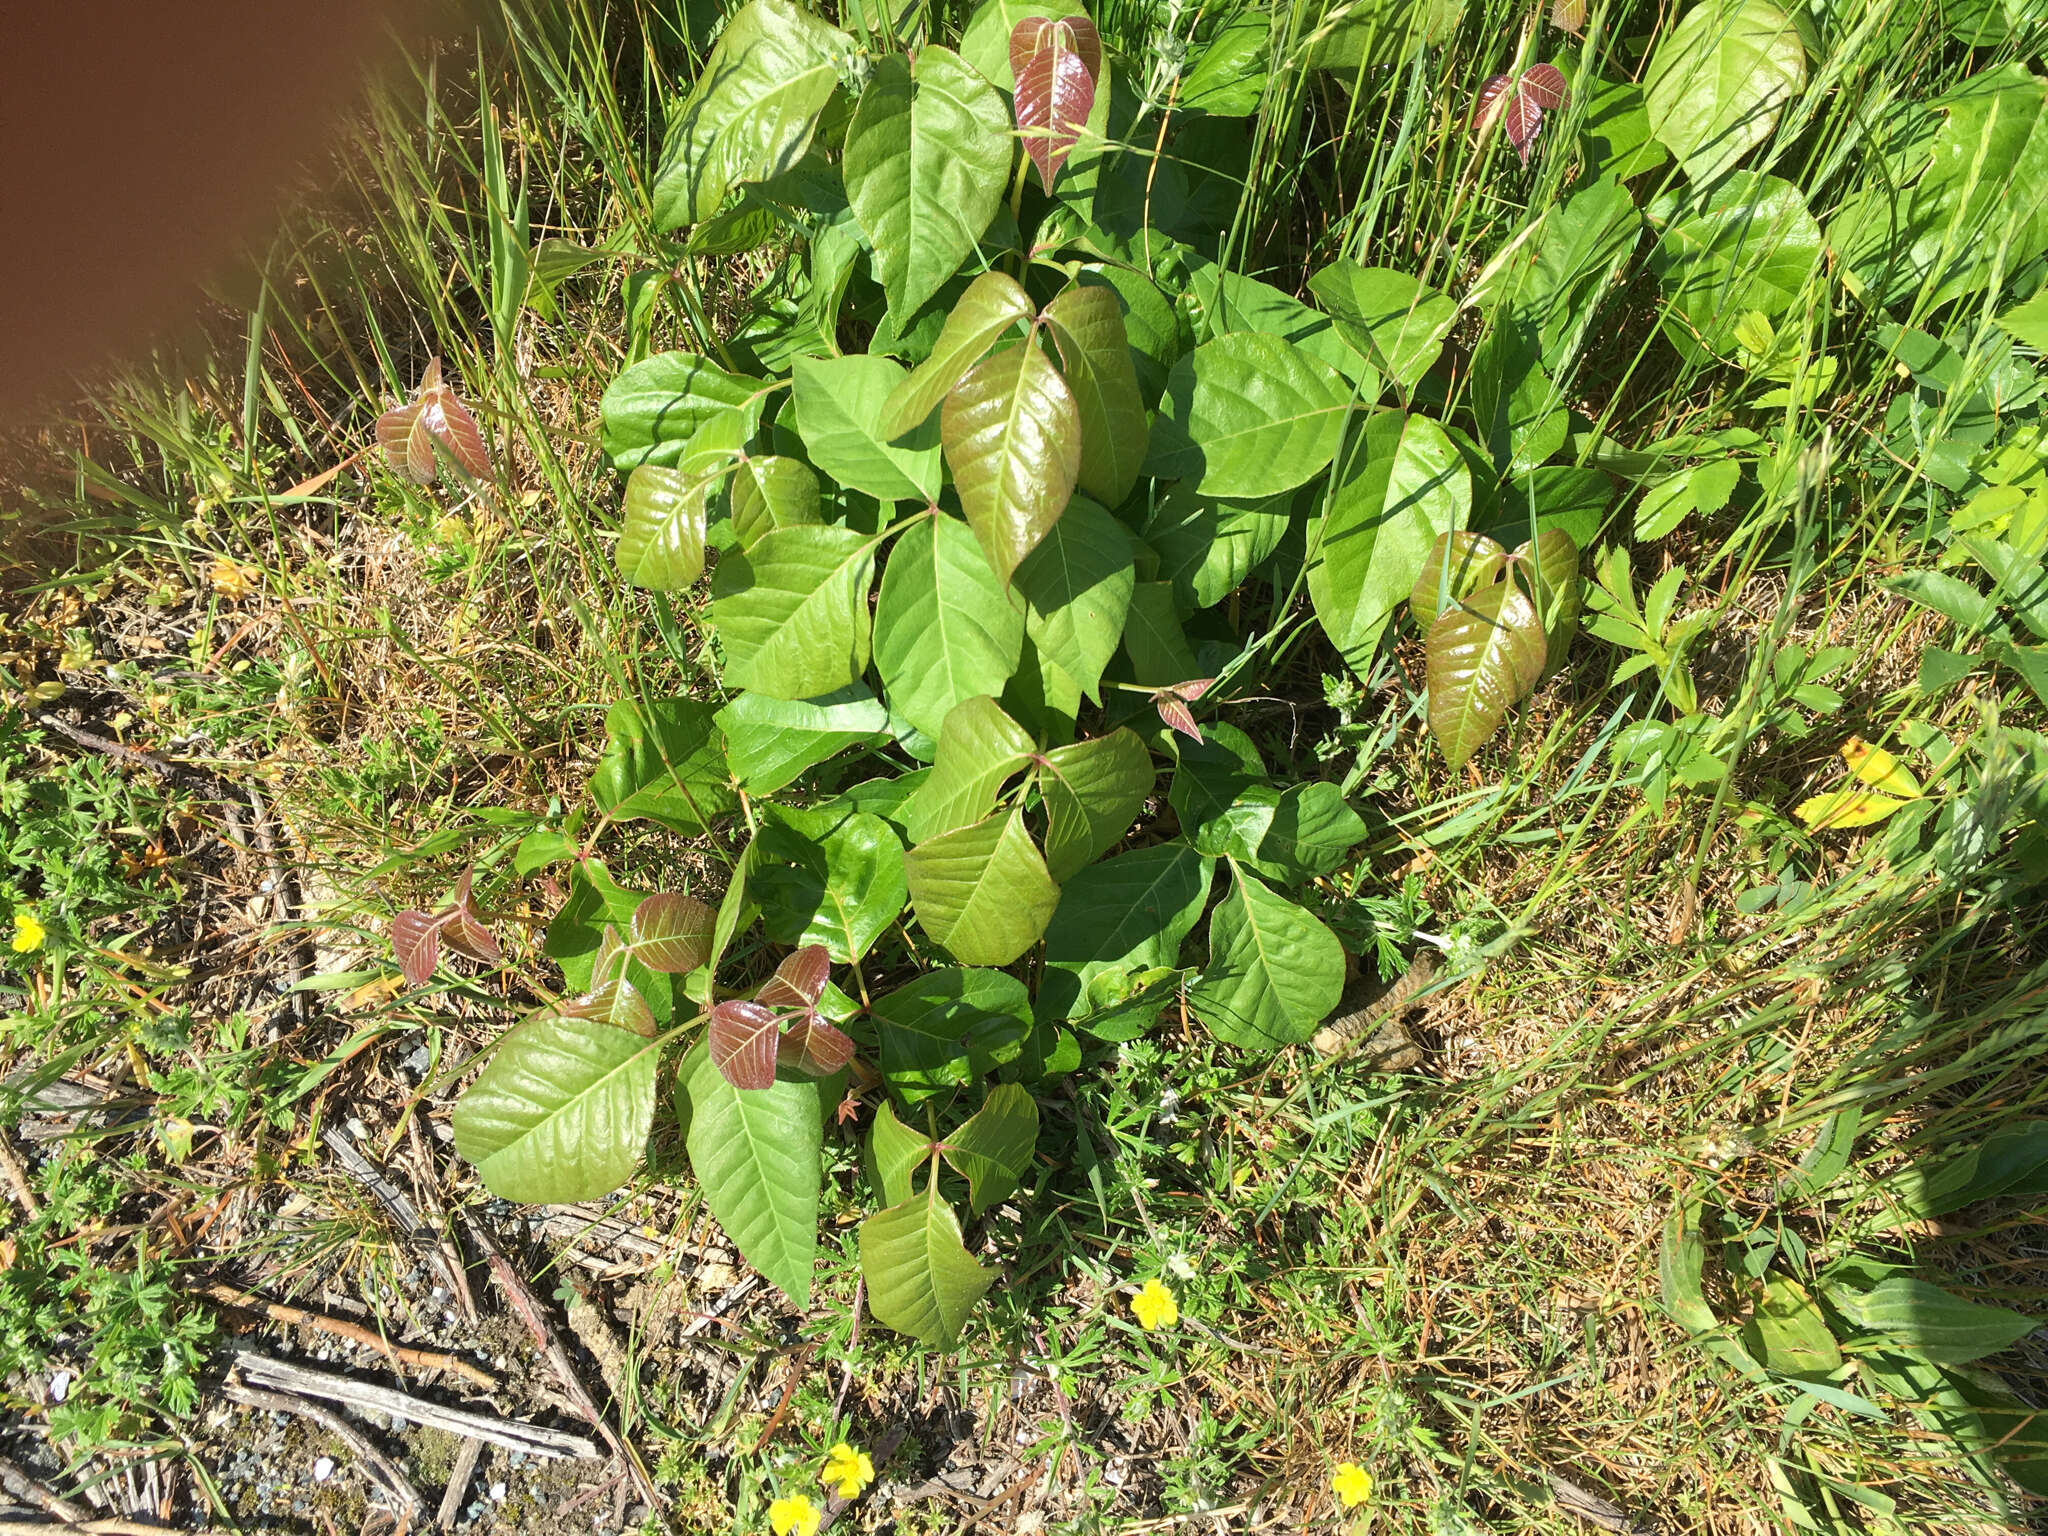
xmin=1037 ymin=728 xmax=1153 ymax=881
xmin=1643 ymin=0 xmax=1806 ymax=187
xmin=1509 ymin=528 xmax=1582 ymax=672
xmin=1142 ymin=485 xmax=1292 ymax=616
xmin=1079 ymin=265 xmax=1184 ymax=402
xmin=1012 ymin=494 xmax=1134 ymax=702
xmin=1742 ymin=1276 xmax=1843 ymax=1380
xmin=710 ymin=524 xmax=878 ymax=699
xmin=1204 ymin=781 xmax=1368 ymax=882
xmin=905 ymin=808 xmax=1060 ymax=965
xmin=904 ymin=695 xmax=1037 ymax=843
xmin=729 ymin=455 xmax=822 ymax=550
xmin=1182 ymin=256 xmax=1378 ymax=389
xmin=1167 ymin=723 xmax=1264 ymax=840
xmin=1409 ymin=531 xmax=1508 ymax=623
xmin=650 ymin=0 xmax=853 ymax=230
xmin=943 ymin=338 xmax=1083 ymax=586
xmin=860 ymin=1181 xmax=993 ymax=1346
xmin=1186 ymin=863 xmax=1345 ymax=1049
xmin=753 ymin=802 xmax=909 ymax=962
xmin=715 ymin=685 xmax=889 ymax=794
xmin=872 ymin=967 xmax=1033 ymax=1102
xmin=1827 ymin=1276 xmax=2040 ymax=1365
xmin=599 ymin=351 xmax=759 ymax=471
xmin=1144 ymin=333 xmax=1350 ymax=498
xmin=1120 ymin=580 xmax=1199 ymax=685
xmin=591 ymin=697 xmax=736 ymax=834
xmin=1039 ymin=841 xmax=1214 ymax=1029
xmin=881 ymin=272 xmax=1036 ymax=439
xmin=941 ymin=1082 xmax=1039 ymax=1213
xmin=618 ymin=462 xmax=715 ymax=589
xmin=1887 ymin=1122 xmax=2048 ymax=1219
xmin=684 ymin=1047 xmax=822 ymax=1304
xmin=453 ymin=1013 xmax=657 ymax=1203
xmin=868 ymin=1098 xmax=933 ymax=1205
xmin=793 ymin=352 xmax=944 ymax=502
xmin=1307 ymin=263 xmax=1458 ymax=390
xmin=843 ymin=49 xmax=1012 ymax=323
xmin=1181 ymin=11 xmax=1271 ymax=115
xmin=1044 ymin=285 xmax=1148 ymax=507
xmin=875 ymin=512 xmax=1025 ymax=740
xmin=1310 ymin=410 xmax=1471 ymax=676
xmin=1648 ymin=172 xmax=1822 ymax=363
xmin=1425 ymin=582 xmax=1548 ymax=769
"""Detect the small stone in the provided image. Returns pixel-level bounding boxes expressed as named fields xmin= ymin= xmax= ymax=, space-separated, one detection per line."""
xmin=313 ymin=1458 xmax=335 ymax=1483
xmin=49 ymin=1371 xmax=71 ymax=1403
xmin=489 ymin=1482 xmax=508 ymax=1503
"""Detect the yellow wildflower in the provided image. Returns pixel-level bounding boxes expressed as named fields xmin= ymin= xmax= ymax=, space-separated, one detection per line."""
xmin=1131 ymin=1277 xmax=1178 ymax=1331
xmin=820 ymin=1442 xmax=874 ymax=1499
xmin=1332 ymin=1462 xmax=1374 ymax=1509
xmin=11 ymin=912 xmax=45 ymax=954
xmin=768 ymin=1493 xmax=820 ymax=1536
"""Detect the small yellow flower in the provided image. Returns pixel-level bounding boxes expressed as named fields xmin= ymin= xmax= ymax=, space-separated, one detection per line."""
xmin=768 ymin=1493 xmax=820 ymax=1536
xmin=820 ymin=1441 xmax=874 ymax=1499
xmin=1332 ymin=1462 xmax=1374 ymax=1509
xmin=1130 ymin=1277 xmax=1178 ymax=1331
xmin=11 ymin=912 xmax=45 ymax=954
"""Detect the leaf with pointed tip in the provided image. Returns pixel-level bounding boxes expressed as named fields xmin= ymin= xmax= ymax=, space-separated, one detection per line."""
xmin=1144 ymin=334 xmax=1349 ymax=499
xmin=872 ymin=967 xmax=1032 ymax=1102
xmin=881 ymin=272 xmax=1036 ymax=440
xmin=1011 ymin=17 xmax=1100 ymax=190
xmin=1307 ymin=263 xmax=1458 ymax=391
xmin=650 ymin=0 xmax=853 ymax=230
xmin=618 ymin=462 xmax=719 ymax=589
xmin=1141 ymin=486 xmax=1292 ymax=616
xmin=591 ymin=697 xmax=736 ymax=835
xmin=860 ymin=1181 xmax=993 ymax=1346
xmin=958 ymin=0 xmax=1090 ymax=89
xmin=942 ymin=1082 xmax=1039 ymax=1214
xmin=710 ymin=524 xmax=878 ymax=699
xmin=1643 ymin=0 xmax=1806 ymax=188
xmin=1039 ymin=841 xmax=1214 ymax=1030
xmin=392 ymin=910 xmax=444 ymax=987
xmin=844 ymin=48 xmax=1013 ymax=324
xmin=440 ymin=907 xmax=501 ymax=966
xmin=943 ymin=341 xmax=1082 ymax=587
xmin=906 ymin=809 xmax=1060 ymax=965
xmin=778 ymin=1016 xmax=856 ymax=1076
xmin=599 ymin=351 xmax=760 ymax=471
xmin=905 ymin=695 xmax=1037 ymax=843
xmin=1012 ymin=495 xmax=1134 ymax=703
xmin=793 ymin=353 xmax=944 ymax=502
xmin=684 ymin=1046 xmax=822 ymax=1303
xmin=1410 ymin=531 xmax=1510 ymax=623
xmin=715 ymin=685 xmax=890 ymax=794
xmin=709 ymin=999 xmax=782 ymax=1091
xmin=875 ymin=512 xmax=1025 ymax=740
xmin=729 ymin=456 xmax=822 ymax=551
xmin=560 ymin=977 xmax=657 ymax=1039
xmin=377 ymin=364 xmax=493 ymax=484
xmin=1426 ymin=582 xmax=1548 ymax=770
xmin=755 ymin=805 xmax=908 ymax=963
xmin=1509 ymin=528 xmax=1582 ymax=671
xmin=453 ymin=1014 xmax=657 ymax=1203
xmin=1121 ymin=581 xmax=1199 ymax=686
xmin=1156 ymin=696 xmax=1200 ymax=741
xmin=759 ymin=943 xmax=832 ymax=1008
xmin=1037 ymin=729 xmax=1153 ymax=882
xmin=1310 ymin=410 xmax=1471 ymax=678
xmin=630 ymin=892 xmax=714 ymax=975
xmin=1042 ymin=285 xmax=1146 ymax=507
xmin=1186 ymin=864 xmax=1346 ymax=1050
xmin=868 ymin=1099 xmax=933 ymax=1206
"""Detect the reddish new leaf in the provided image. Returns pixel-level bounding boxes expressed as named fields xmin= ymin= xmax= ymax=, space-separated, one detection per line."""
xmin=560 ymin=977 xmax=657 ymax=1039
xmin=778 ymin=1017 xmax=857 ymax=1077
xmin=708 ymin=1000 xmax=781 ymax=1091
xmin=439 ymin=866 xmax=502 ymax=965
xmin=1166 ymin=677 xmax=1214 ymax=702
xmin=1473 ymin=66 xmax=1569 ymax=163
xmin=757 ymin=944 xmax=832 ymax=1011
xmin=631 ymin=892 xmax=715 ymax=974
xmin=1010 ymin=17 xmax=1099 ymax=190
xmin=391 ymin=910 xmax=445 ymax=987
xmin=1519 ymin=63 xmax=1568 ymax=111
xmin=1551 ymin=0 xmax=1588 ymax=33
xmin=1155 ymin=695 xmax=1202 ymax=743
xmin=375 ymin=357 xmax=493 ymax=484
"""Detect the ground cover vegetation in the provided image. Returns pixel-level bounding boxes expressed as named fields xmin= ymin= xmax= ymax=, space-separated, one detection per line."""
xmin=4 ymin=0 xmax=2048 ymax=1529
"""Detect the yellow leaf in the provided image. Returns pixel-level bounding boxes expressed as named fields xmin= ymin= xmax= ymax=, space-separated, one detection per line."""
xmin=1795 ymin=788 xmax=1909 ymax=830
xmin=1841 ymin=737 xmax=1922 ymax=797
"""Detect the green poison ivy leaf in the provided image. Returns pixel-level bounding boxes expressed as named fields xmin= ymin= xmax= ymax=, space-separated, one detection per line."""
xmin=599 ymin=351 xmax=760 ymax=471
xmin=905 ymin=808 xmax=1061 ymax=965
xmin=1425 ymin=581 xmax=1548 ymax=770
xmin=453 ymin=1013 xmax=657 ymax=1204
xmin=710 ymin=523 xmax=878 ymax=699
xmin=715 ymin=685 xmax=889 ymax=794
xmin=1012 ymin=494 xmax=1135 ymax=702
xmin=872 ymin=967 xmax=1033 ymax=1102
xmin=874 ymin=512 xmax=1025 ymax=740
xmin=941 ymin=1082 xmax=1039 ymax=1213
xmin=618 ymin=462 xmax=716 ymax=589
xmin=1039 ymin=841 xmax=1214 ymax=1032
xmin=1036 ymin=728 xmax=1153 ymax=881
xmin=860 ymin=1181 xmax=994 ymax=1346
xmin=1643 ymin=0 xmax=1806 ymax=187
xmin=753 ymin=802 xmax=909 ymax=962
xmin=730 ymin=455 xmax=823 ymax=550
xmin=1185 ymin=862 xmax=1346 ymax=1049
xmin=591 ymin=697 xmax=736 ymax=835
xmin=1509 ymin=528 xmax=1583 ymax=672
xmin=1043 ymin=285 xmax=1147 ymax=507
xmin=684 ymin=1046 xmax=823 ymax=1304
xmin=1142 ymin=485 xmax=1293 ymax=616
xmin=1306 ymin=263 xmax=1458 ymax=391
xmin=1167 ymin=722 xmax=1264 ymax=840
xmin=867 ymin=1098 xmax=933 ymax=1206
xmin=943 ymin=338 xmax=1083 ymax=586
xmin=1204 ymin=781 xmax=1368 ymax=882
xmin=1144 ymin=333 xmax=1350 ymax=499
xmin=881 ymin=272 xmax=1036 ymax=439
xmin=904 ymin=695 xmax=1037 ymax=843
xmin=793 ymin=352 xmax=945 ymax=502
xmin=843 ymin=48 xmax=1013 ymax=323
xmin=1120 ymin=581 xmax=1200 ymax=685
xmin=1648 ymin=172 xmax=1822 ymax=363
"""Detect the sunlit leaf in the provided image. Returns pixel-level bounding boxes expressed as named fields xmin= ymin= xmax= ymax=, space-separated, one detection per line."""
xmin=1425 ymin=582 xmax=1548 ymax=769
xmin=1042 ymin=285 xmax=1146 ymax=507
xmin=1012 ymin=494 xmax=1134 ymax=702
xmin=941 ymin=1081 xmax=1039 ymax=1213
xmin=943 ymin=338 xmax=1083 ymax=586
xmin=874 ymin=511 xmax=1025 ymax=740
xmin=860 ymin=1181 xmax=993 ymax=1345
xmin=1036 ymin=729 xmax=1153 ymax=882
xmin=871 ymin=967 xmax=1032 ymax=1101
xmin=904 ymin=694 xmax=1038 ymax=843
xmin=710 ymin=524 xmax=879 ymax=699
xmin=1039 ymin=841 xmax=1214 ymax=1030
xmin=600 ymin=351 xmax=760 ymax=472
xmin=1409 ymin=531 xmax=1508 ymax=624
xmin=376 ymin=358 xmax=494 ymax=484
xmin=715 ymin=685 xmax=890 ymax=794
xmin=793 ymin=352 xmax=945 ymax=503
xmin=708 ymin=999 xmax=781 ymax=1091
xmin=630 ymin=892 xmax=715 ymax=974
xmin=1011 ymin=16 xmax=1101 ymax=190
xmin=881 ymin=272 xmax=1036 ymax=440
xmin=1185 ymin=863 xmax=1346 ymax=1049
xmin=1842 ymin=736 xmax=1923 ymax=798
xmin=1643 ymin=0 xmax=1806 ymax=187
xmin=683 ymin=1046 xmax=822 ymax=1302
xmin=617 ymin=462 xmax=716 ymax=589
xmin=905 ymin=809 xmax=1061 ymax=965
xmin=591 ymin=697 xmax=736 ymax=834
xmin=729 ymin=455 xmax=823 ymax=550
xmin=1145 ymin=333 xmax=1350 ymax=500
xmin=1793 ymin=787 xmax=1912 ymax=830
xmin=392 ymin=910 xmax=443 ymax=987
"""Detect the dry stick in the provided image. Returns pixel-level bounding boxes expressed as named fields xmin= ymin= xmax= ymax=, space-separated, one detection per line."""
xmin=0 ymin=1130 xmax=41 ymax=1217
xmin=0 ymin=1519 xmax=190 ymax=1536
xmin=220 ymin=1382 xmax=425 ymax=1522
xmin=198 ymin=1282 xmax=496 ymax=1391
xmin=0 ymin=1454 xmax=92 ymax=1525
xmin=244 ymin=783 xmax=307 ymax=1023
xmin=434 ymin=1440 xmax=484 ymax=1532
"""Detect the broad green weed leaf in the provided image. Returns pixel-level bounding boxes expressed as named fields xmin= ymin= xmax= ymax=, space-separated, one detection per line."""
xmin=941 ymin=1081 xmax=1039 ymax=1213
xmin=1013 ymin=494 xmax=1135 ymax=701
xmin=1037 ymin=728 xmax=1153 ymax=881
xmin=1078 ymin=266 xmax=1184 ymax=402
xmin=1180 ymin=11 xmax=1271 ymax=115
xmin=868 ymin=1099 xmax=933 ymax=1205
xmin=860 ymin=1181 xmax=993 ymax=1345
xmin=1826 ymin=1276 xmax=2040 ymax=1365
xmin=1120 ymin=581 xmax=1200 ymax=685
xmin=943 ymin=339 xmax=1083 ymax=586
xmin=546 ymin=859 xmax=675 ymax=1019
xmin=1648 ymin=172 xmax=1821 ymax=363
xmin=881 ymin=272 xmax=1035 ymax=439
xmin=1311 ymin=411 xmax=1471 ymax=677
xmin=715 ymin=685 xmax=889 ymax=794
xmin=710 ymin=524 xmax=878 ymax=698
xmin=1410 ymin=531 xmax=1508 ymax=624
xmin=1886 ymin=1121 xmax=2048 ymax=1219
xmin=1239 ymin=782 xmax=1367 ymax=881
xmin=872 ymin=967 xmax=1032 ymax=1101
xmin=793 ymin=353 xmax=944 ymax=502
xmin=843 ymin=49 xmax=1012 ymax=323
xmin=618 ymin=462 xmax=716 ymax=589
xmin=1043 ymin=285 xmax=1146 ymax=506
xmin=684 ymin=1048 xmax=823 ymax=1303
xmin=1742 ymin=1276 xmax=1843 ymax=1380
xmin=650 ymin=0 xmax=853 ymax=230
xmin=599 ymin=351 xmax=759 ymax=471
xmin=905 ymin=694 xmax=1037 ymax=843
xmin=1308 ymin=263 xmax=1458 ymax=390
xmin=1168 ymin=720 xmax=1264 ymax=837
xmin=1039 ymin=841 xmax=1214 ymax=1032
xmin=874 ymin=512 xmax=1025 ymax=740
xmin=905 ymin=808 xmax=1060 ymax=964
xmin=591 ymin=697 xmax=736 ymax=835
xmin=730 ymin=455 xmax=822 ymax=550
xmin=1186 ymin=863 xmax=1345 ymax=1049
xmin=453 ymin=1013 xmax=657 ymax=1203
xmin=754 ymin=802 xmax=908 ymax=962
xmin=1182 ymin=251 xmax=1380 ymax=391
xmin=1643 ymin=0 xmax=1806 ymax=187
xmin=1144 ymin=333 xmax=1350 ymax=499
xmin=1143 ymin=485 xmax=1292 ymax=616
xmin=1579 ymin=74 xmax=1671 ymax=180
xmin=1997 ymin=289 xmax=2048 ymax=353
xmin=1425 ymin=583 xmax=1547 ymax=769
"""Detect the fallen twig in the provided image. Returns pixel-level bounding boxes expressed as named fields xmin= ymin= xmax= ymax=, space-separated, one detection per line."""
xmin=200 ymin=1281 xmax=496 ymax=1391
xmin=434 ymin=1440 xmax=483 ymax=1532
xmin=0 ymin=1519 xmax=189 ymax=1535
xmin=0 ymin=1130 xmax=41 ymax=1217
xmin=221 ymin=1382 xmax=426 ymax=1522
